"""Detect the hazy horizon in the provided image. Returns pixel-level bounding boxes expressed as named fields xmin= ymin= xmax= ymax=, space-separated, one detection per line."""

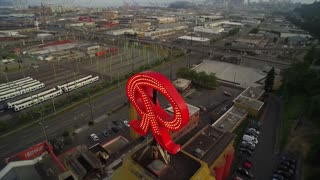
xmin=2 ymin=0 xmax=316 ymax=7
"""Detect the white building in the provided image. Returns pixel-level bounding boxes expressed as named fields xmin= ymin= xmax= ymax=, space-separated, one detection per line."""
xmin=106 ymin=28 xmax=135 ymax=36
xmin=194 ymin=26 xmax=224 ymax=34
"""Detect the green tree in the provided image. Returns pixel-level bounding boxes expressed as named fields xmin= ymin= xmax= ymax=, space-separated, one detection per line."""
xmin=250 ymin=28 xmax=259 ymax=34
xmin=265 ymin=68 xmax=275 ymax=92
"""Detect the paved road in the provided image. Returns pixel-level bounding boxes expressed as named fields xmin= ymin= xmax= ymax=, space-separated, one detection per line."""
xmin=0 ymin=52 xmax=203 ymax=169
xmin=252 ymin=95 xmax=282 ymax=180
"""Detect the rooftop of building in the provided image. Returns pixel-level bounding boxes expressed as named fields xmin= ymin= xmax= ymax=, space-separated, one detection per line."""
xmin=166 ymin=103 xmax=200 ymax=116
xmin=241 ymin=87 xmax=265 ymax=100
xmin=182 ymin=125 xmax=235 ymax=165
xmin=0 ymin=153 xmax=63 ymax=180
xmin=212 ymin=106 xmax=248 ymax=132
xmin=192 ymin=60 xmax=266 ymax=88
xmin=129 ymin=143 xmax=201 ymax=180
xmin=172 ymin=78 xmax=191 ymax=89
xmin=233 ymin=95 xmax=264 ymax=111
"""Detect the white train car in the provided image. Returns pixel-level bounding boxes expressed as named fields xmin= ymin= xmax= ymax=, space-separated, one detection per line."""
xmin=57 ymin=75 xmax=93 ymax=91
xmin=0 ymin=78 xmax=35 ymax=92
xmin=0 ymin=77 xmax=33 ymax=89
xmin=0 ymin=80 xmax=40 ymax=96
xmin=0 ymin=83 xmax=45 ymax=102
xmin=7 ymin=88 xmax=57 ymax=109
xmin=14 ymin=89 xmax=62 ymax=111
xmin=64 ymin=76 xmax=99 ymax=92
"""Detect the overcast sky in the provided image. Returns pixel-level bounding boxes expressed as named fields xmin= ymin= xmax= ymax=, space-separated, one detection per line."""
xmin=9 ymin=0 xmax=315 ymax=7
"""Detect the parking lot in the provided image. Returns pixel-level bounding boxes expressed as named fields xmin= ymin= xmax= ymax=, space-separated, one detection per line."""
xmin=229 ymin=95 xmax=298 ymax=180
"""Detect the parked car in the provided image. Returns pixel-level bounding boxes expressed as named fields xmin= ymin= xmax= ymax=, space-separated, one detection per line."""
xmin=272 ymin=174 xmax=285 ymax=180
xmin=111 ymin=127 xmax=119 ymax=133
xmin=239 ymin=143 xmax=255 ymax=151
xmin=280 ymin=160 xmax=295 ymax=169
xmin=239 ymin=148 xmax=253 ymax=156
xmin=241 ymin=141 xmax=256 ymax=148
xmin=123 ymin=120 xmax=130 ymax=127
xmin=237 ymin=168 xmax=253 ymax=179
xmin=248 ymin=121 xmax=261 ymax=130
xmin=243 ymin=160 xmax=252 ymax=169
xmin=274 ymin=170 xmax=292 ymax=178
xmin=248 ymin=128 xmax=260 ymax=135
xmin=102 ymin=130 xmax=111 ymax=137
xmin=90 ymin=133 xmax=99 ymax=142
xmin=245 ymin=131 xmax=258 ymax=138
xmin=112 ymin=121 xmax=124 ymax=128
xmin=281 ymin=156 xmax=296 ymax=165
xmin=242 ymin=135 xmax=258 ymax=144
xmin=277 ymin=165 xmax=294 ymax=174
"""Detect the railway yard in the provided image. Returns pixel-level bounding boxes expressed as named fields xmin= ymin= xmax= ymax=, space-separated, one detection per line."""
xmin=0 ymin=44 xmax=164 ymax=130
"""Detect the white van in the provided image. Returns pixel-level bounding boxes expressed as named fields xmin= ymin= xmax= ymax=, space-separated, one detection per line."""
xmin=242 ymin=135 xmax=258 ymax=144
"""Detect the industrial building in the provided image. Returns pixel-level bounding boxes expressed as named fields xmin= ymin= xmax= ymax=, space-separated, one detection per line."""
xmin=193 ymin=60 xmax=266 ymax=88
xmin=233 ymin=34 xmax=269 ymax=48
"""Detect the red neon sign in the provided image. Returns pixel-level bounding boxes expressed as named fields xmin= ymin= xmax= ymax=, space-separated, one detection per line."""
xmin=126 ymin=71 xmax=189 ymax=154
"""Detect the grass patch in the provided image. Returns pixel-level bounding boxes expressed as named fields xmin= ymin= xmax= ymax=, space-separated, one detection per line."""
xmin=281 ymin=95 xmax=307 ymax=149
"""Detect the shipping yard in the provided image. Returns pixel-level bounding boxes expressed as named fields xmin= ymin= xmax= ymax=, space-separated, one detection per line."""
xmin=0 ymin=1 xmax=319 ymax=180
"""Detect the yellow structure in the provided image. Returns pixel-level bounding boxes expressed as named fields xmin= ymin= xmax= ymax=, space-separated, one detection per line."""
xmin=112 ymin=125 xmax=235 ymax=180
xmin=129 ymin=103 xmax=139 ymax=140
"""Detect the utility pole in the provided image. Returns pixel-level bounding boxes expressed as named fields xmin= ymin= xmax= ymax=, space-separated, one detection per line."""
xmin=87 ymin=93 xmax=94 ymax=123
xmin=52 ymin=63 xmax=56 ymax=80
xmin=51 ymin=98 xmax=56 ymax=115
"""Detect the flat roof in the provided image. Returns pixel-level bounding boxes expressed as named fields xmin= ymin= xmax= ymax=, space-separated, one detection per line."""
xmin=166 ymin=103 xmax=200 ymax=116
xmin=193 ymin=60 xmax=266 ymax=88
xmin=130 ymin=145 xmax=201 ymax=180
xmin=102 ymin=136 xmax=129 ymax=155
xmin=0 ymin=154 xmax=62 ymax=180
xmin=182 ymin=125 xmax=235 ymax=165
xmin=172 ymin=78 xmax=191 ymax=89
xmin=241 ymin=87 xmax=265 ymax=100
xmin=212 ymin=106 xmax=248 ymax=132
xmin=234 ymin=95 xmax=264 ymax=111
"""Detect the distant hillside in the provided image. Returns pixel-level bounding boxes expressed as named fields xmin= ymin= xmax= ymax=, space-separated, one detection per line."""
xmin=169 ymin=1 xmax=194 ymax=8
xmin=288 ymin=2 xmax=320 ymax=39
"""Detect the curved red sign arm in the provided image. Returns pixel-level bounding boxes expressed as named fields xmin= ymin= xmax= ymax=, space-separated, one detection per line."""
xmin=126 ymin=71 xmax=189 ymax=154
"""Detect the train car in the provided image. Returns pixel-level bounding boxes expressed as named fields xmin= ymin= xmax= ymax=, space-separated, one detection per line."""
xmin=0 ymin=81 xmax=40 ymax=96
xmin=0 ymin=77 xmax=31 ymax=87
xmin=7 ymin=88 xmax=56 ymax=109
xmin=0 ymin=83 xmax=45 ymax=102
xmin=14 ymin=89 xmax=62 ymax=111
xmin=63 ymin=76 xmax=99 ymax=92
xmin=57 ymin=75 xmax=93 ymax=91
xmin=0 ymin=78 xmax=35 ymax=92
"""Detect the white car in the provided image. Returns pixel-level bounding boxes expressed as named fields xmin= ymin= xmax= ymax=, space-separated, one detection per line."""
xmin=123 ymin=120 xmax=130 ymax=127
xmin=248 ymin=128 xmax=260 ymax=135
xmin=90 ymin=133 xmax=99 ymax=142
xmin=241 ymin=141 xmax=256 ymax=148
